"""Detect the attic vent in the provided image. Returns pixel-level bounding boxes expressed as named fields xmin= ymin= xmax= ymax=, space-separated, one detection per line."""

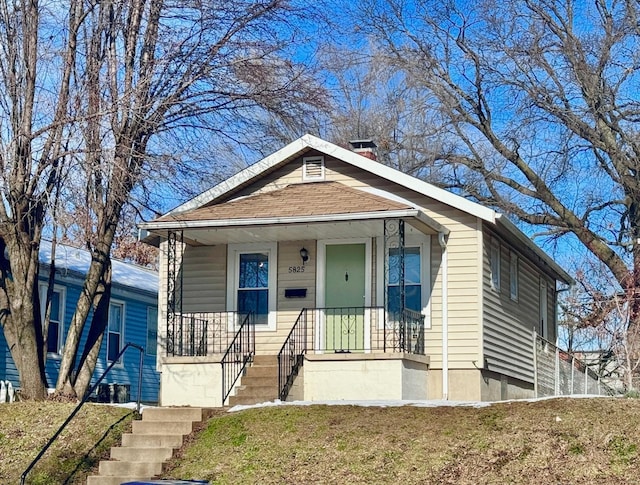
xmin=302 ymin=156 xmax=325 ymax=181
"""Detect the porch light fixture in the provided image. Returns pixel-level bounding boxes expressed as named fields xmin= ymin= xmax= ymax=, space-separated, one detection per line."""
xmin=300 ymin=247 xmax=309 ymax=264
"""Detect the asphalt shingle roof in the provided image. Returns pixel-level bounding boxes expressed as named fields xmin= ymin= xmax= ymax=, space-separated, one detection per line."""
xmin=160 ymin=182 xmax=413 ymax=222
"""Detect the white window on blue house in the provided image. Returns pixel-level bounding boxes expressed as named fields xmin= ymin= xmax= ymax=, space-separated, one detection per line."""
xmin=146 ymin=306 xmax=158 ymax=356
xmin=108 ymin=301 xmax=124 ymax=363
xmin=39 ymin=284 xmax=65 ymax=355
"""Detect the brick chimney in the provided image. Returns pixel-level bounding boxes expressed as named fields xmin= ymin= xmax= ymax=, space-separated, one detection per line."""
xmin=349 ymin=139 xmax=377 ymax=161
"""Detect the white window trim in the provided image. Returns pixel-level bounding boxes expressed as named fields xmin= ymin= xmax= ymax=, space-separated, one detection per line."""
xmin=107 ymin=299 xmax=126 ymax=366
xmin=302 ymin=155 xmax=325 ymax=181
xmin=376 ymin=235 xmax=431 ymax=329
xmin=226 ymin=242 xmax=278 ymax=331
xmin=490 ymin=238 xmax=501 ymax=292
xmin=146 ymin=306 xmax=158 ymax=357
xmin=39 ymin=283 xmax=66 ymax=357
xmin=510 ymin=251 xmax=519 ymax=301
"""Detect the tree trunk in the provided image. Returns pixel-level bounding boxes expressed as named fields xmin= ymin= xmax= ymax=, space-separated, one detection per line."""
xmin=73 ymin=261 xmax=112 ymax=398
xmin=0 ymin=239 xmax=47 ymax=400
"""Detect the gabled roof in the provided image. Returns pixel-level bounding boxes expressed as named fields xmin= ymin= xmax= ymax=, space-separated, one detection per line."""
xmin=168 ymin=134 xmax=496 ymax=222
xmin=143 ymin=134 xmax=572 ymax=285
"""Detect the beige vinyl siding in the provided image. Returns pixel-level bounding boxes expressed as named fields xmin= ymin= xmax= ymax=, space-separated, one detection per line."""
xmin=190 ymin=155 xmax=485 ymax=365
xmin=253 ymin=240 xmax=317 ymax=355
xmin=182 ymin=245 xmax=226 ymax=312
xmin=482 ymin=227 xmax=553 ymax=382
xmin=320 ymin=157 xmax=482 ymax=369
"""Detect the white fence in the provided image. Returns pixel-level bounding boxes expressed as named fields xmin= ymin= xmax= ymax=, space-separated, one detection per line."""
xmin=0 ymin=380 xmax=15 ymax=403
xmin=534 ymin=334 xmax=616 ymax=397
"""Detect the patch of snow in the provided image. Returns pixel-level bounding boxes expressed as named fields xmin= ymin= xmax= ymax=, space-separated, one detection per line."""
xmin=39 ymin=239 xmax=158 ymax=293
xmin=227 ymin=395 xmax=614 ymax=413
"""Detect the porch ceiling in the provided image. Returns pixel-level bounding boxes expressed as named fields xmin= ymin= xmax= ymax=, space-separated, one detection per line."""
xmin=159 ymin=216 xmax=439 ymax=246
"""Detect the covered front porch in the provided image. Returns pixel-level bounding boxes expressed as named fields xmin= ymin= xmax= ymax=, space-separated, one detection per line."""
xmin=143 ymin=182 xmax=448 ymax=406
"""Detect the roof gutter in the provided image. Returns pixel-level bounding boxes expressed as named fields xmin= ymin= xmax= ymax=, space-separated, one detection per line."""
xmin=139 ymin=209 xmax=442 ymax=232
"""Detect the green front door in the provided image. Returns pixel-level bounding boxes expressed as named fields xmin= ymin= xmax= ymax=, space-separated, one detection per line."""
xmin=324 ymin=244 xmax=366 ymax=351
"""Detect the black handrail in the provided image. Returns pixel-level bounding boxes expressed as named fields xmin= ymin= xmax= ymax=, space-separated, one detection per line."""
xmin=221 ymin=312 xmax=255 ymax=404
xmin=277 ymin=308 xmax=307 ymax=401
xmin=20 ymin=342 xmax=144 ymax=485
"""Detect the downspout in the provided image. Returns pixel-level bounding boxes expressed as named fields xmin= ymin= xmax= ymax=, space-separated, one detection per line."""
xmin=438 ymin=232 xmax=449 ymax=400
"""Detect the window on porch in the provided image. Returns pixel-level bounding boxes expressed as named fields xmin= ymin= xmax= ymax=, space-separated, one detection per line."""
xmin=387 ymin=247 xmax=422 ymax=314
xmin=228 ymin=242 xmax=277 ymax=329
xmin=238 ymin=252 xmax=269 ymax=325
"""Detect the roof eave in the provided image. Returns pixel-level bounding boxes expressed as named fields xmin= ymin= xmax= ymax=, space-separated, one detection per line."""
xmin=140 ymin=209 xmax=434 ymax=231
xmin=495 ymin=215 xmax=574 ymax=285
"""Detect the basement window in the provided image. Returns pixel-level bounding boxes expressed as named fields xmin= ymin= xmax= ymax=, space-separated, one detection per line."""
xmin=302 ymin=156 xmax=325 ymax=181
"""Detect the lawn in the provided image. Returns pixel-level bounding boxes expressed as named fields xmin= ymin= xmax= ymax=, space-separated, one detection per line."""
xmin=0 ymin=401 xmax=133 ymax=484
xmin=3 ymin=397 xmax=640 ymax=484
xmin=165 ymin=398 xmax=640 ymax=485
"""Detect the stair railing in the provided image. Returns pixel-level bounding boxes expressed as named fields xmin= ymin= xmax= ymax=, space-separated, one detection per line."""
xmin=277 ymin=308 xmax=308 ymax=401
xmin=221 ymin=312 xmax=255 ymax=405
xmin=20 ymin=342 xmax=144 ymax=485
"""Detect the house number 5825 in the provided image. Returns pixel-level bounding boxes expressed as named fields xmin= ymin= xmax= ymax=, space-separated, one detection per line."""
xmin=288 ymin=266 xmax=305 ymax=273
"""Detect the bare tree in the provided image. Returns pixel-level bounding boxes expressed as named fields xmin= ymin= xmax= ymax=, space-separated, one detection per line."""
xmin=0 ymin=0 xmax=83 ymax=399
xmin=354 ymin=0 xmax=640 ymax=329
xmin=0 ymin=0 xmax=327 ymax=400
xmin=54 ymin=0 xmax=328 ymax=398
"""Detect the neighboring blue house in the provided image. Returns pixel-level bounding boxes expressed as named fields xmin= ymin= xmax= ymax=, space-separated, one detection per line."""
xmin=0 ymin=240 xmax=160 ymax=403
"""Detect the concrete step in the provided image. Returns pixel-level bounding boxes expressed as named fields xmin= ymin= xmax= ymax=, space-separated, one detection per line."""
xmin=132 ymin=420 xmax=194 ymax=435
xmin=244 ymin=367 xmax=278 ymax=379
xmin=234 ymin=385 xmax=278 ymax=399
xmin=240 ymin=374 xmax=278 ymax=386
xmin=252 ymin=355 xmax=279 ymax=365
xmin=87 ymin=475 xmax=150 ymax=485
xmin=229 ymin=394 xmax=277 ymax=406
xmin=142 ymin=407 xmax=203 ymax=423
xmin=121 ymin=432 xmax=184 ymax=449
xmin=98 ymin=459 xmax=163 ymax=476
xmin=110 ymin=446 xmax=174 ymax=462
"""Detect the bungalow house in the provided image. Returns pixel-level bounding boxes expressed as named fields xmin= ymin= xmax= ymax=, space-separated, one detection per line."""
xmin=139 ymin=134 xmax=574 ymax=407
xmin=0 ymin=240 xmax=160 ymax=403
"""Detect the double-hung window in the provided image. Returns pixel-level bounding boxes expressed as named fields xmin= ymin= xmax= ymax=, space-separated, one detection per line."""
xmin=238 ymin=252 xmax=269 ymax=324
xmin=107 ymin=301 xmax=124 ymax=363
xmin=387 ymin=247 xmax=422 ymax=314
xmin=227 ymin=243 xmax=277 ymax=329
xmin=39 ymin=284 xmax=65 ymax=355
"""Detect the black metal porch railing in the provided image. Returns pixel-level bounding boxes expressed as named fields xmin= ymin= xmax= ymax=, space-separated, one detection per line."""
xmin=277 ymin=306 xmax=426 ymax=401
xmin=167 ymin=311 xmax=240 ymax=356
xmin=221 ymin=312 xmax=255 ymax=404
xmin=278 ymin=308 xmax=309 ymax=401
